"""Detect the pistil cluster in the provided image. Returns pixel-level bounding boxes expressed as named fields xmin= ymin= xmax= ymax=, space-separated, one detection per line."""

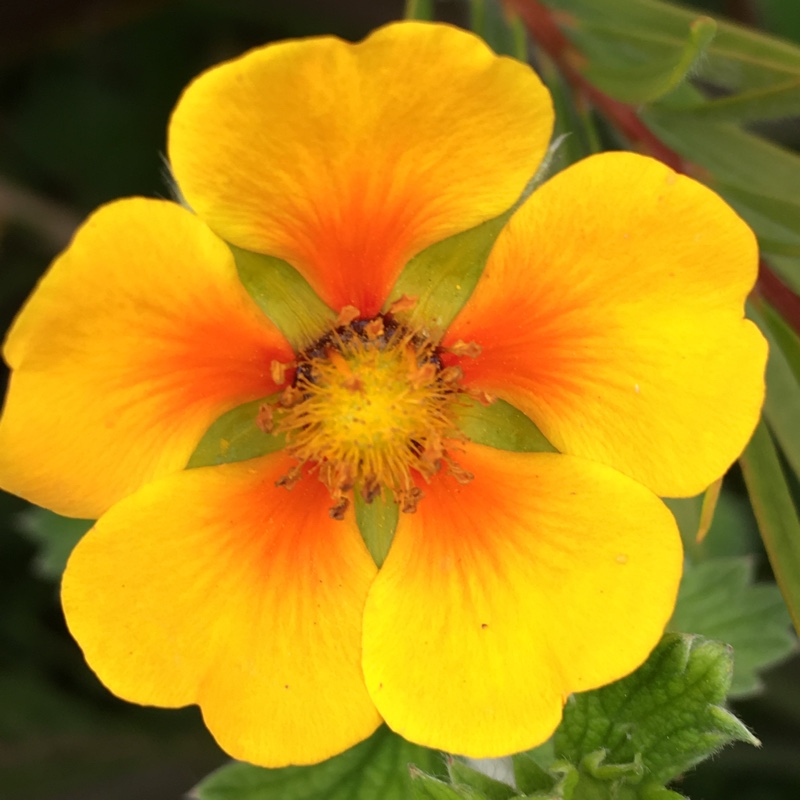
xmin=265 ymin=306 xmax=476 ymax=519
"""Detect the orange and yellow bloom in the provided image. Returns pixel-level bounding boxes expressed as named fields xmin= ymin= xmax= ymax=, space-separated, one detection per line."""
xmin=0 ymin=22 xmax=766 ymax=767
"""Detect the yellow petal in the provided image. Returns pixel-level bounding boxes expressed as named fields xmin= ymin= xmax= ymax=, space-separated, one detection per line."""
xmin=445 ymin=152 xmax=767 ymax=497
xmin=0 ymin=199 xmax=292 ymax=518
xmin=169 ymin=21 xmax=553 ymax=315
xmin=61 ymin=454 xmax=381 ymax=766
xmin=362 ymin=443 xmax=682 ymax=757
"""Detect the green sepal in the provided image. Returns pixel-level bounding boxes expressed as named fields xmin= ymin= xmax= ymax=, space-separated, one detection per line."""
xmin=186 ymin=397 xmax=285 ymax=469
xmin=354 ymin=490 xmax=399 ymax=568
xmin=668 ymin=557 xmax=795 ymax=697
xmin=554 ymin=633 xmax=758 ymax=785
xmin=191 ymin=726 xmax=444 ymax=800
xmin=454 ymin=396 xmax=555 ymax=453
xmin=17 ymin=507 xmax=93 ymax=579
xmin=231 ymin=245 xmax=335 ymax=350
xmin=386 ymin=210 xmax=513 ymax=337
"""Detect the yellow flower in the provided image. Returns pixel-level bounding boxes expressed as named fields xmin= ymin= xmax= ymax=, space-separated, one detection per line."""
xmin=0 ymin=22 xmax=766 ymax=767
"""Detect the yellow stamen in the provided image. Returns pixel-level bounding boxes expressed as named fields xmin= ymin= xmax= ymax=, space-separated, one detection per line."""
xmin=270 ymin=315 xmax=472 ymax=515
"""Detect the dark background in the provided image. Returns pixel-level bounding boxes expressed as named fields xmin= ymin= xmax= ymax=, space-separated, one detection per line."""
xmin=0 ymin=1 xmax=798 ymax=798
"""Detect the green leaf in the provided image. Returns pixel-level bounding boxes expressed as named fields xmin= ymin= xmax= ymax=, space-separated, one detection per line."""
xmin=668 ymin=558 xmax=796 ymax=696
xmin=411 ymin=769 xmax=478 ymax=800
xmin=448 ymin=759 xmax=518 ymax=800
xmin=581 ymin=16 xmax=717 ymax=104
xmin=232 ymin=246 xmax=335 ymax=350
xmin=751 ymin=301 xmax=800 ymax=480
xmin=17 ymin=507 xmax=93 ymax=579
xmin=404 ymin=0 xmax=434 ymax=21
xmin=387 ymin=210 xmax=513 ymax=336
xmin=554 ymin=633 xmax=757 ymax=784
xmin=469 ymin=0 xmax=528 ymax=60
xmin=191 ymin=726 xmax=443 ymax=800
xmin=669 ymin=79 xmax=800 ymax=123
xmin=539 ymin=0 xmax=800 ymax=92
xmin=512 ymin=751 xmax=559 ymax=795
xmin=740 ymin=419 xmax=800 ymax=636
xmin=186 ymin=397 xmax=285 ymax=469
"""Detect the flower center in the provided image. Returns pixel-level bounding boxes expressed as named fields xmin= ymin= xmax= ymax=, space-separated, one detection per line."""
xmin=268 ymin=308 xmax=475 ymax=519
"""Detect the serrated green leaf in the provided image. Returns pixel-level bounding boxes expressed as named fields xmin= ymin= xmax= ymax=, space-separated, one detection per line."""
xmin=17 ymin=507 xmax=93 ymax=579
xmin=231 ymin=245 xmax=335 ymax=349
xmin=668 ymin=557 xmax=795 ymax=696
xmin=740 ymin=420 xmax=800 ymax=636
xmin=186 ymin=397 xmax=285 ymax=469
xmin=448 ymin=759 xmax=518 ymax=800
xmin=555 ymin=634 xmax=757 ymax=784
xmin=191 ymin=726 xmax=443 ymax=800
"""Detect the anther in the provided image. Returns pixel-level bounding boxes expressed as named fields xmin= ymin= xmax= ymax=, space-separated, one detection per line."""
xmin=364 ymin=318 xmax=385 ymax=339
xmin=280 ymin=385 xmax=304 ymax=408
xmin=399 ymin=486 xmax=424 ymax=514
xmin=448 ymin=340 xmax=482 ymax=358
xmin=329 ymin=496 xmax=350 ymax=520
xmin=410 ymin=362 xmax=437 ymax=389
xmin=270 ymin=359 xmax=294 ymax=386
xmin=466 ymin=387 xmax=496 ymax=406
xmin=275 ymin=465 xmax=302 ymax=491
xmin=439 ymin=365 xmax=464 ymax=385
xmin=336 ymin=305 xmax=361 ymax=327
xmin=256 ymin=403 xmax=274 ymax=433
xmin=387 ymin=294 xmax=418 ymax=315
xmin=361 ymin=477 xmax=382 ymax=504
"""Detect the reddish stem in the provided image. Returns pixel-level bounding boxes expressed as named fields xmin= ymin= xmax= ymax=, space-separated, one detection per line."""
xmin=506 ymin=0 xmax=800 ymax=333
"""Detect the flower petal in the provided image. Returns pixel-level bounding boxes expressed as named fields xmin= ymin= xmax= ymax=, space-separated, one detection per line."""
xmin=169 ymin=21 xmax=553 ymax=316
xmin=61 ymin=454 xmax=381 ymax=766
xmin=0 ymin=199 xmax=292 ymax=518
xmin=362 ymin=443 xmax=682 ymax=757
xmin=444 ymin=152 xmax=767 ymax=497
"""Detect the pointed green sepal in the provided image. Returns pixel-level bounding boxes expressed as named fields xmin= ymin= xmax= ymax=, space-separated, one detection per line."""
xmin=231 ymin=245 xmax=335 ymax=349
xmin=186 ymin=397 xmax=285 ymax=469
xmin=386 ymin=210 xmax=513 ymax=336
xmin=454 ymin=396 xmax=556 ymax=453
xmin=354 ymin=489 xmax=399 ymax=567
